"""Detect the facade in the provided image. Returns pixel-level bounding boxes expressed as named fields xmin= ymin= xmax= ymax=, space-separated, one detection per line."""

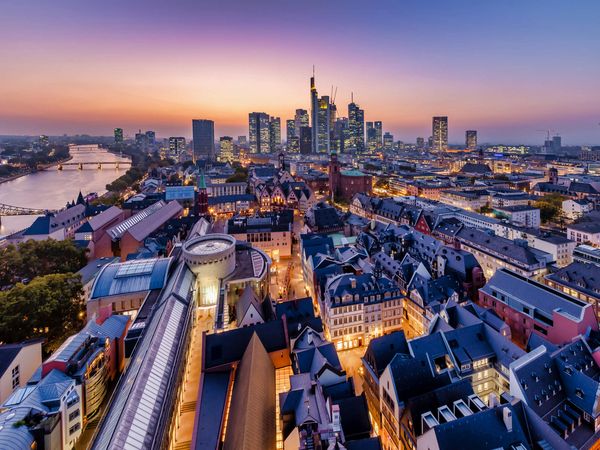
xmin=567 ymin=222 xmax=600 ymax=247
xmin=192 ymin=119 xmax=215 ymax=161
xmin=329 ymin=152 xmax=372 ymax=202
xmin=432 ymin=116 xmax=448 ymax=153
xmin=383 ymin=132 xmax=394 ymax=150
xmin=493 ymin=205 xmax=541 ymax=228
xmin=22 ymin=203 xmax=86 ymax=241
xmin=563 ymin=199 xmax=594 ymax=221
xmin=478 ymin=268 xmax=598 ymax=347
xmin=0 ymin=340 xmax=42 ymax=404
xmin=226 ymin=210 xmax=293 ymax=260
xmin=249 ymin=112 xmax=271 ymax=154
xmin=348 ymin=100 xmax=365 ymax=152
xmin=218 ymin=136 xmax=234 ymax=162
xmin=168 ymin=136 xmax=186 ymax=160
xmin=465 ymin=130 xmax=477 ymax=151
xmin=310 ymin=75 xmax=332 ymax=153
xmin=269 ymin=116 xmax=281 ymax=152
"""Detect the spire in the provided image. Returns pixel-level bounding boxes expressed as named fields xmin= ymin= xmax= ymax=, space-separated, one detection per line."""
xmin=76 ymin=191 xmax=85 ymax=205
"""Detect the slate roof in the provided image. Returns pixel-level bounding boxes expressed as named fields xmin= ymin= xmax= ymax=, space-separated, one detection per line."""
xmin=362 ymin=331 xmax=409 ymax=377
xmin=459 ymin=163 xmax=492 ymax=175
xmin=546 ymin=261 xmax=600 ymax=301
xmin=568 ymin=221 xmax=600 ymax=234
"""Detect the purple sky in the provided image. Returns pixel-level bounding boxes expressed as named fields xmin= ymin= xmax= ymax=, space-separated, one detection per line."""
xmin=1 ymin=0 xmax=599 ymax=144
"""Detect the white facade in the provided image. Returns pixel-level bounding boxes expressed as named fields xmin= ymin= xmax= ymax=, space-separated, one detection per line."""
xmin=568 ymin=226 xmax=600 ymax=247
xmin=562 ymin=199 xmax=594 ymax=220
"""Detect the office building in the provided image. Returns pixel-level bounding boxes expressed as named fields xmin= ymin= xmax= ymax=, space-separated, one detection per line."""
xmin=383 ymin=132 xmax=394 ymax=150
xmin=332 ymin=117 xmax=350 ymax=153
xmin=145 ymin=130 xmax=156 ymax=145
xmin=294 ymin=108 xmax=309 ymax=135
xmin=299 ymin=126 xmax=312 ymax=155
xmin=192 ymin=119 xmax=215 ymax=161
xmin=286 ymin=119 xmax=299 ymax=153
xmin=269 ymin=116 xmax=281 ymax=152
xmin=466 ymin=130 xmax=477 ymax=151
xmin=374 ymin=121 xmax=382 ymax=148
xmin=168 ymin=136 xmax=186 ymax=160
xmin=416 ymin=137 xmax=425 ymax=149
xmin=237 ymin=135 xmax=247 ymax=148
xmin=310 ymin=74 xmax=331 ymax=153
xmin=219 ymin=136 xmax=234 ymax=163
xmin=114 ymin=127 xmax=123 ymax=143
xmin=249 ymin=112 xmax=270 ymax=154
xmin=432 ymin=116 xmax=448 ymax=152
xmin=366 ymin=121 xmax=377 ymax=152
xmin=348 ymin=99 xmax=365 ymax=152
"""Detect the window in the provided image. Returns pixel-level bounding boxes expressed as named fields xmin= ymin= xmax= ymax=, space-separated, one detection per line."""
xmin=69 ymin=410 xmax=80 ymax=421
xmin=11 ymin=365 xmax=20 ymax=390
xmin=69 ymin=423 xmax=81 ymax=435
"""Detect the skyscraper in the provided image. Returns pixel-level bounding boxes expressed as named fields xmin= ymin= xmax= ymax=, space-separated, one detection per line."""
xmin=348 ymin=99 xmax=365 ymax=152
xmin=383 ymin=132 xmax=394 ymax=150
xmin=552 ymin=135 xmax=562 ymax=153
xmin=269 ymin=116 xmax=281 ymax=152
xmin=219 ymin=136 xmax=234 ymax=162
xmin=168 ymin=137 xmax=186 ymax=160
xmin=237 ymin=136 xmax=247 ymax=148
xmin=466 ymin=130 xmax=477 ymax=151
xmin=286 ymin=119 xmax=299 ymax=153
xmin=145 ymin=130 xmax=156 ymax=145
xmin=416 ymin=137 xmax=425 ymax=150
xmin=248 ymin=112 xmax=270 ymax=154
xmin=294 ymin=109 xmax=309 ymax=136
xmin=192 ymin=119 xmax=215 ymax=161
xmin=375 ymin=121 xmax=383 ymax=149
xmin=310 ymin=73 xmax=331 ymax=153
xmin=432 ymin=116 xmax=448 ymax=153
xmin=366 ymin=122 xmax=377 ymax=152
xmin=299 ymin=126 xmax=312 ymax=155
xmin=114 ymin=128 xmax=123 ymax=143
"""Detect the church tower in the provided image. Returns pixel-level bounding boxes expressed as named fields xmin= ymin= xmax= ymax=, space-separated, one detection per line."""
xmin=328 ymin=151 xmax=340 ymax=202
xmin=197 ymin=170 xmax=208 ymax=214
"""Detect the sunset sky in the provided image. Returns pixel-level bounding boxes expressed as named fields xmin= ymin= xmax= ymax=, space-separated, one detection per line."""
xmin=1 ymin=0 xmax=599 ymax=144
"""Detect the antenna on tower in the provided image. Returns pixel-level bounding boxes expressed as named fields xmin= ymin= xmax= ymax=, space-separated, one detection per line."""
xmin=351 ymin=92 xmax=354 ymax=103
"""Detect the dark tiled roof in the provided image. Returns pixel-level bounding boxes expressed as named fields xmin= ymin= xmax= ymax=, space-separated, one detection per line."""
xmin=546 ymin=261 xmax=600 ymax=301
xmin=363 ymin=331 xmax=409 ymax=377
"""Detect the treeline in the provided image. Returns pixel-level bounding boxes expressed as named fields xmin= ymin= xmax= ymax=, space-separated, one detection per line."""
xmin=105 ymin=146 xmax=172 ymax=193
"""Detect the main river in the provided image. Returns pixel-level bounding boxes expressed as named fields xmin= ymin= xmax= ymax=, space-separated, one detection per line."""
xmin=0 ymin=146 xmax=131 ymax=236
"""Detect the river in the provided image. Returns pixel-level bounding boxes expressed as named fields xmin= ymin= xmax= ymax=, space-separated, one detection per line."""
xmin=0 ymin=145 xmax=131 ymax=236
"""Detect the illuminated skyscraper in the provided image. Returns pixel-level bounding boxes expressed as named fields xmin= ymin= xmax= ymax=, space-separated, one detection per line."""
xmin=348 ymin=99 xmax=365 ymax=152
xmin=366 ymin=122 xmax=377 ymax=152
xmin=375 ymin=121 xmax=383 ymax=149
xmin=248 ymin=112 xmax=270 ymax=154
xmin=219 ymin=136 xmax=234 ymax=162
xmin=286 ymin=119 xmax=299 ymax=153
xmin=192 ymin=119 xmax=215 ymax=161
xmin=269 ymin=116 xmax=281 ymax=152
xmin=309 ymin=73 xmax=331 ymax=153
xmin=432 ymin=116 xmax=448 ymax=153
xmin=466 ymin=130 xmax=477 ymax=151
xmin=294 ymin=109 xmax=309 ymax=136
xmin=168 ymin=136 xmax=186 ymax=160
xmin=114 ymin=128 xmax=123 ymax=143
xmin=383 ymin=132 xmax=394 ymax=150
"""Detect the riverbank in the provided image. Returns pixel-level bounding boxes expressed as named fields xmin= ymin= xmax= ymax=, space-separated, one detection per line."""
xmin=0 ymin=156 xmax=73 ymax=185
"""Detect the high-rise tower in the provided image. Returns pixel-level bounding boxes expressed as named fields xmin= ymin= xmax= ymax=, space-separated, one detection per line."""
xmin=309 ymin=70 xmax=331 ymax=153
xmin=348 ymin=97 xmax=365 ymax=153
xmin=192 ymin=119 xmax=215 ymax=161
xmin=432 ymin=116 xmax=448 ymax=153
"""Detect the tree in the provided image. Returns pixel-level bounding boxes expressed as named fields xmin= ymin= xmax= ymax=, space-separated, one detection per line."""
xmin=534 ymin=193 xmax=565 ymax=223
xmin=0 ymin=273 xmax=85 ymax=352
xmin=0 ymin=239 xmax=87 ymax=288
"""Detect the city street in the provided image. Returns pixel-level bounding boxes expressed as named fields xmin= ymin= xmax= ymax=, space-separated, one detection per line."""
xmin=337 ymin=347 xmax=366 ymax=395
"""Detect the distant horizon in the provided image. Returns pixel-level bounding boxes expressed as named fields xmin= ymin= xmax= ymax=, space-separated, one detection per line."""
xmin=2 ymin=0 xmax=600 ymax=145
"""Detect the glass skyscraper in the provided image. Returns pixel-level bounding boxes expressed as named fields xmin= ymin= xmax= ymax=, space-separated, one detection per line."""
xmin=192 ymin=119 xmax=215 ymax=161
xmin=432 ymin=116 xmax=448 ymax=153
xmin=466 ymin=130 xmax=477 ymax=151
xmin=348 ymin=101 xmax=365 ymax=152
xmin=269 ymin=116 xmax=281 ymax=152
xmin=249 ymin=112 xmax=270 ymax=154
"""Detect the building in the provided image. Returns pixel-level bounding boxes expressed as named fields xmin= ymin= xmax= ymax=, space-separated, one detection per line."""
xmin=567 ymin=221 xmax=600 ymax=247
xmin=249 ymin=112 xmax=271 ymax=154
xmin=192 ymin=119 xmax=215 ymax=161
xmin=375 ymin=121 xmax=383 ymax=149
xmin=562 ymin=198 xmax=594 ymax=221
xmin=432 ymin=116 xmax=448 ymax=153
xmin=74 ymin=206 xmax=125 ymax=257
xmin=478 ymin=269 xmax=598 ymax=347
xmin=321 ymin=271 xmax=404 ymax=350
xmin=286 ymin=119 xmax=297 ymax=152
xmin=348 ymin=99 xmax=365 ymax=152
xmin=226 ymin=210 xmax=293 ymax=260
xmin=0 ymin=340 xmax=42 ymax=404
xmin=545 ymin=261 xmax=600 ymax=323
xmin=114 ymin=127 xmax=123 ymax=143
xmin=383 ymin=132 xmax=394 ymax=150
xmin=493 ymin=205 xmax=541 ymax=228
xmin=218 ymin=136 xmax=234 ymax=163
xmin=304 ymin=202 xmax=345 ymax=234
xmin=310 ymin=74 xmax=332 ymax=153
xmin=22 ymin=202 xmax=86 ymax=241
xmin=573 ymin=244 xmax=600 ymax=266
xmin=299 ymin=125 xmax=312 ymax=154
xmin=329 ymin=152 xmax=372 ymax=202
xmin=168 ymin=136 xmax=186 ymax=160
xmin=509 ymin=338 xmax=600 ymax=447
xmin=465 ymin=130 xmax=477 ymax=151
xmin=269 ymin=116 xmax=281 ymax=152
xmin=294 ymin=108 xmax=309 ymax=134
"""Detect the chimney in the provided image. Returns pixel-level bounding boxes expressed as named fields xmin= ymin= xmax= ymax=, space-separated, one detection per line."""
xmin=503 ymin=407 xmax=512 ymax=433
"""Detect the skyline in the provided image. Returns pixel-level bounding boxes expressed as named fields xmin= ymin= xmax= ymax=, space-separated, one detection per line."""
xmin=2 ymin=0 xmax=600 ymax=144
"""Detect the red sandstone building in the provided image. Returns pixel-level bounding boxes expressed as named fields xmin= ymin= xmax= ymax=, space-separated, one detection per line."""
xmin=328 ymin=152 xmax=372 ymax=202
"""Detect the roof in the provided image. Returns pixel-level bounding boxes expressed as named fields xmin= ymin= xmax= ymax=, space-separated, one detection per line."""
xmin=203 ymin=319 xmax=288 ymax=370
xmin=207 ymin=193 xmax=255 ymax=204
xmin=222 ymin=333 xmax=276 ymax=450
xmin=481 ymin=268 xmax=590 ymax=322
xmin=568 ymin=221 xmax=600 ymax=234
xmin=363 ymin=331 xmax=409 ymax=377
xmin=126 ymin=200 xmax=183 ymax=242
xmin=193 ymin=371 xmax=231 ymax=450
xmin=77 ymin=257 xmax=119 ymax=285
xmin=341 ymin=169 xmax=368 ymax=177
xmin=0 ymin=341 xmax=42 ymax=378
xmin=546 ymin=261 xmax=600 ymax=300
xmin=90 ymin=257 xmax=173 ymax=299
xmin=78 ymin=206 xmax=123 ymax=232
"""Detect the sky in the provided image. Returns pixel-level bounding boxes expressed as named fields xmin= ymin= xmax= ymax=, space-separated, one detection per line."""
xmin=1 ymin=0 xmax=599 ymax=144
